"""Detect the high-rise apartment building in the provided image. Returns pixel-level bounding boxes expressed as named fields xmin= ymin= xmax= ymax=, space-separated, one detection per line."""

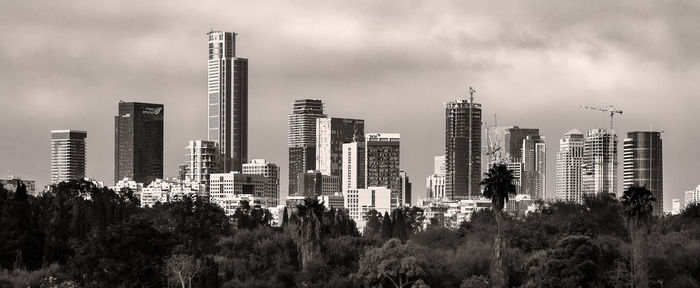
xmin=207 ymin=30 xmax=248 ymax=173
xmin=51 ymin=130 xmax=87 ymax=184
xmin=114 ymin=102 xmax=164 ymax=184
xmin=445 ymin=100 xmax=481 ymax=200
xmin=288 ymin=99 xmax=326 ymax=195
xmin=582 ymin=128 xmax=618 ymax=196
xmin=342 ymin=142 xmax=366 ymax=192
xmin=556 ymin=129 xmax=584 ymax=202
xmin=365 ymin=133 xmax=401 ymax=207
xmin=186 ymin=140 xmax=220 ymax=195
xmin=316 ymin=117 xmax=364 ymax=185
xmin=522 ymin=135 xmax=546 ymax=199
xmin=623 ymin=131 xmax=663 ymax=215
xmin=242 ymin=159 xmax=280 ymax=207
xmin=209 ymin=172 xmax=266 ymax=215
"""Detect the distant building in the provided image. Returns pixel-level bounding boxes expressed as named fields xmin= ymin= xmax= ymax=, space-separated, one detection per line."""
xmin=504 ymin=127 xmax=540 ymax=163
xmin=110 ymin=177 xmax=144 ymax=199
xmin=556 ymin=129 xmax=584 ymax=202
xmin=0 ymin=177 xmax=36 ymax=196
xmin=185 ymin=140 xmax=220 ymax=196
xmin=685 ymin=185 xmax=700 ymax=207
xmin=399 ymin=171 xmax=412 ymax=206
xmin=342 ymin=142 xmax=366 ymax=192
xmin=623 ymin=131 xmax=663 ymax=216
xmin=114 ymin=101 xmax=164 ymax=185
xmin=242 ymin=159 xmax=280 ymax=207
xmin=582 ymin=128 xmax=618 ymax=197
xmin=140 ymin=178 xmax=203 ymax=208
xmin=316 ymin=117 xmax=364 ymax=190
xmin=288 ymin=99 xmax=326 ymax=195
xmin=295 ymin=170 xmax=339 ymax=197
xmin=445 ymin=100 xmax=481 ymax=200
xmin=522 ymin=135 xmax=546 ymax=199
xmin=51 ymin=130 xmax=87 ymax=184
xmin=318 ymin=193 xmax=345 ymax=210
xmin=671 ymin=199 xmax=681 ymax=215
xmin=365 ymin=133 xmax=401 ymax=208
xmin=345 ymin=187 xmax=392 ymax=232
xmin=207 ymin=30 xmax=248 ymax=172
xmin=507 ymin=194 xmax=537 ymax=216
xmin=426 ymin=156 xmax=446 ymax=200
xmin=209 ymin=172 xmax=266 ymax=214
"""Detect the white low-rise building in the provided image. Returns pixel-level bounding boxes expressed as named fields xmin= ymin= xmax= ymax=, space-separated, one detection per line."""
xmin=685 ymin=185 xmax=700 ymax=208
xmin=344 ymin=187 xmax=392 ymax=232
xmin=140 ymin=178 xmax=203 ymax=207
xmin=210 ymin=172 xmax=266 ymax=215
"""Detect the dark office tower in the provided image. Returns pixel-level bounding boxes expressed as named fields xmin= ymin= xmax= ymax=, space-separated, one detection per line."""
xmin=288 ymin=99 xmax=326 ymax=195
xmin=522 ymin=135 xmax=546 ymax=199
xmin=316 ymin=117 xmax=364 ymax=188
xmin=51 ymin=130 xmax=87 ymax=184
xmin=207 ymin=30 xmax=248 ymax=173
xmin=504 ymin=127 xmax=540 ymax=162
xmin=445 ymin=100 xmax=481 ymax=200
xmin=399 ymin=171 xmax=412 ymax=206
xmin=624 ymin=131 xmax=663 ymax=216
xmin=365 ymin=133 xmax=401 ymax=208
xmin=114 ymin=102 xmax=164 ymax=184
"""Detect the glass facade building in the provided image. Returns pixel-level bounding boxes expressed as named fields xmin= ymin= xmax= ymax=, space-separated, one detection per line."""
xmin=624 ymin=131 xmax=663 ymax=215
xmin=445 ymin=100 xmax=481 ymax=200
xmin=114 ymin=102 xmax=164 ymax=184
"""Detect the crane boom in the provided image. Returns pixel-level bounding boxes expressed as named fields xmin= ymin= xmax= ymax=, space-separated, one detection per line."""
xmin=579 ymin=105 xmax=623 ymax=131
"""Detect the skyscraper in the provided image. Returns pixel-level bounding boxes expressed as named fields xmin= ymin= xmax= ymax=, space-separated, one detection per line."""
xmin=504 ymin=127 xmax=540 ymax=162
xmin=445 ymin=100 xmax=481 ymax=200
xmin=522 ymin=135 xmax=546 ymax=199
xmin=51 ymin=130 xmax=87 ymax=184
xmin=365 ymin=133 xmax=401 ymax=207
xmin=185 ymin=140 xmax=220 ymax=195
xmin=114 ymin=102 xmax=164 ymax=184
xmin=556 ymin=129 xmax=584 ymax=202
xmin=207 ymin=30 xmax=248 ymax=173
xmin=582 ymin=128 xmax=618 ymax=196
xmin=242 ymin=159 xmax=280 ymax=207
xmin=399 ymin=171 xmax=412 ymax=205
xmin=316 ymin=117 xmax=364 ymax=185
xmin=288 ymin=99 xmax=326 ymax=195
xmin=624 ymin=131 xmax=663 ymax=215
xmin=342 ymin=141 xmax=366 ymax=192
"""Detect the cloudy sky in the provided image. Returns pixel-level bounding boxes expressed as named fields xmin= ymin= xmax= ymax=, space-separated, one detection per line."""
xmin=1 ymin=0 xmax=698 ymax=210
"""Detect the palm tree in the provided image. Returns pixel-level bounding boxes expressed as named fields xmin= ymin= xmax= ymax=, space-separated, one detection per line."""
xmin=286 ymin=198 xmax=325 ymax=271
xmin=480 ymin=163 xmax=516 ymax=288
xmin=620 ymin=184 xmax=656 ymax=288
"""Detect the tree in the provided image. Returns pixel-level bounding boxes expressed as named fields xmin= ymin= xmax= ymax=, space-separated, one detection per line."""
xmin=168 ymin=254 xmax=203 ymax=288
xmin=392 ymin=209 xmax=408 ymax=240
xmin=381 ymin=211 xmax=394 ymax=240
xmin=480 ymin=163 xmax=516 ymax=288
xmin=356 ymin=239 xmax=429 ymax=287
xmin=525 ymin=235 xmax=603 ymax=287
xmin=363 ymin=209 xmax=382 ymax=238
xmin=286 ymin=199 xmax=325 ymax=271
xmin=282 ymin=206 xmax=289 ymax=227
xmin=620 ymin=184 xmax=656 ymax=288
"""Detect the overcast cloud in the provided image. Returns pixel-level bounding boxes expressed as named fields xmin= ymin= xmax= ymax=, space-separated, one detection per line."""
xmin=1 ymin=0 xmax=699 ymax=210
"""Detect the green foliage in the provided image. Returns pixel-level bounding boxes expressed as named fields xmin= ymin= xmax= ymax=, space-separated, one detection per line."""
xmin=356 ymin=239 xmax=430 ymax=288
xmin=381 ymin=211 xmax=394 ymax=240
xmin=525 ymin=235 xmax=603 ymax=287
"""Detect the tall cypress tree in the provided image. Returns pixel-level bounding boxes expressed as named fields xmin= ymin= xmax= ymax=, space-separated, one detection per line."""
xmin=381 ymin=211 xmax=393 ymax=240
xmin=392 ymin=209 xmax=407 ymax=240
xmin=282 ymin=206 xmax=289 ymax=226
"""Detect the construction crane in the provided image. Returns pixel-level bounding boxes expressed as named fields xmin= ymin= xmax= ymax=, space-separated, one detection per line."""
xmin=468 ymin=86 xmax=476 ymax=196
xmin=580 ymin=105 xmax=623 ymax=131
xmin=484 ymin=114 xmax=503 ymax=165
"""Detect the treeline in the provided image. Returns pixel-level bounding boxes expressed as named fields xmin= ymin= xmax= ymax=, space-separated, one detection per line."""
xmin=1 ymin=179 xmax=700 ymax=287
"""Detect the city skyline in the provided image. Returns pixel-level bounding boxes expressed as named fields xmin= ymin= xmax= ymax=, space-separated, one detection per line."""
xmin=2 ymin=1 xmax=699 ymax=210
